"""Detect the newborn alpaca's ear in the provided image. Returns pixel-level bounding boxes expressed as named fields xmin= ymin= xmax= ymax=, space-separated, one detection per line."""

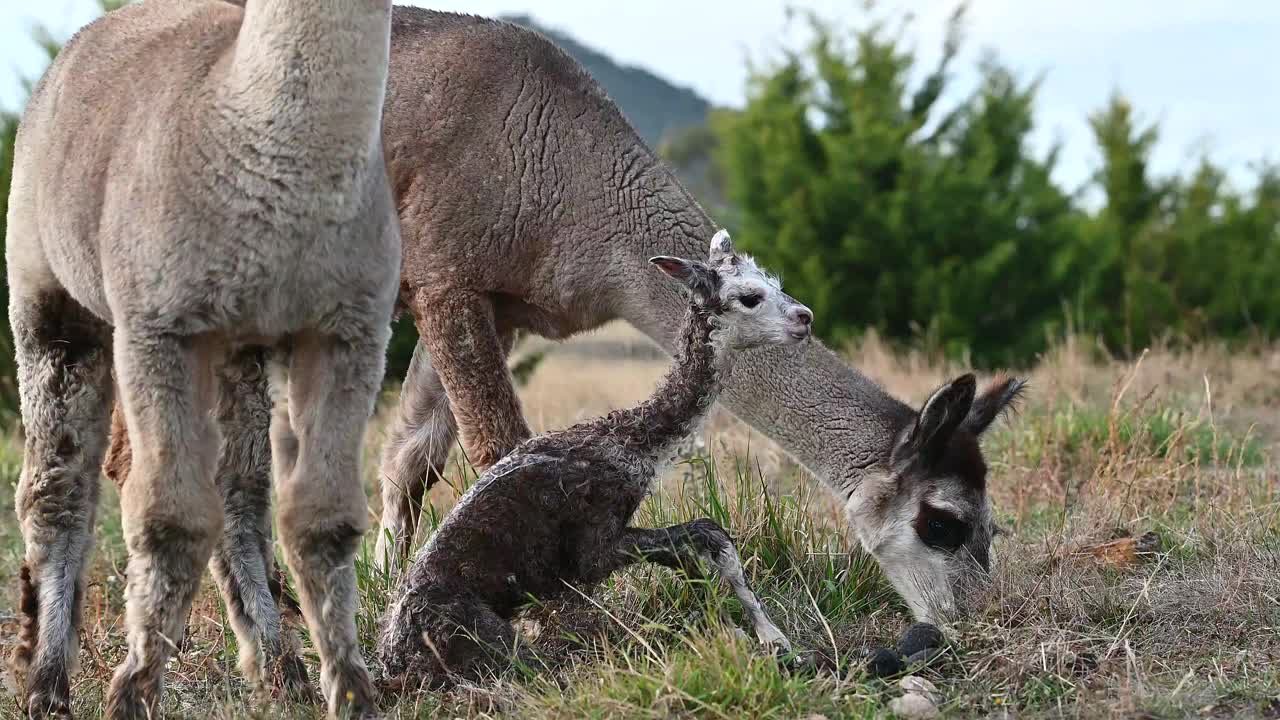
xmin=650 ymin=256 xmax=696 ymax=281
xmin=649 ymin=256 xmax=717 ymax=301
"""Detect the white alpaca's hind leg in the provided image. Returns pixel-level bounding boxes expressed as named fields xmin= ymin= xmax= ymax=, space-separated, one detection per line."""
xmin=9 ymin=287 xmax=113 ymax=719
xmin=275 ymin=328 xmax=386 ymax=717
xmin=106 ymin=330 xmax=223 ymax=720
xmin=205 ymin=347 xmax=315 ymax=702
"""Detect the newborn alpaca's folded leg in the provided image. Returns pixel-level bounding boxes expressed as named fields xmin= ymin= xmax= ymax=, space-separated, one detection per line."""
xmin=613 ymin=519 xmax=791 ymax=653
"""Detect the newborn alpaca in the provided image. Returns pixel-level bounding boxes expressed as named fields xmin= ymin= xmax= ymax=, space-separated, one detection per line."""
xmin=377 ymin=231 xmax=813 ymax=686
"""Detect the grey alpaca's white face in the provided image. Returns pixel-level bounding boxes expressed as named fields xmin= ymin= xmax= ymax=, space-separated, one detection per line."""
xmin=845 ymin=374 xmax=1026 ymax=624
xmin=650 ymin=230 xmax=813 ymax=350
xmin=847 ymin=468 xmax=996 ymax=624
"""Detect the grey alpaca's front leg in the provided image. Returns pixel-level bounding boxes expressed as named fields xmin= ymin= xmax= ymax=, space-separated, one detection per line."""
xmin=106 ymin=330 xmax=224 ymax=719
xmin=411 ymin=289 xmax=530 ymax=470
xmin=615 ymin=520 xmax=792 ymax=654
xmin=103 ymin=350 xmax=313 ymax=703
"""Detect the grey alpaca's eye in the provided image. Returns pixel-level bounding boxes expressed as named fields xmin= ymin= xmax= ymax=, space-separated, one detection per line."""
xmin=914 ymin=505 xmax=970 ymax=551
xmin=738 ymin=293 xmax=762 ymax=309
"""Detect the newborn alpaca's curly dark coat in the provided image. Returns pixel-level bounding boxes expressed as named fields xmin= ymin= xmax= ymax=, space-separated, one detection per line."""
xmin=377 ymin=245 xmax=808 ymax=687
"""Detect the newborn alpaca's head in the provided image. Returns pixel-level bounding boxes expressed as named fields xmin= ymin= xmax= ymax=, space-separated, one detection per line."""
xmin=650 ymin=230 xmax=812 ymax=349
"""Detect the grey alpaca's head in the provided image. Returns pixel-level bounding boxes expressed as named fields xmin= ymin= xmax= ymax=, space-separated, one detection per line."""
xmin=649 ymin=230 xmax=812 ymax=350
xmin=848 ymin=373 xmax=1026 ymax=624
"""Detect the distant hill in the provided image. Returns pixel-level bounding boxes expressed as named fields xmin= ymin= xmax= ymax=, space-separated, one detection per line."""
xmin=500 ymin=14 xmax=712 ymax=150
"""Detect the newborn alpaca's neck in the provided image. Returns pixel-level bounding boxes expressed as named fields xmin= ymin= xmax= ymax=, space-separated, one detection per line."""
xmin=608 ymin=305 xmax=726 ymax=458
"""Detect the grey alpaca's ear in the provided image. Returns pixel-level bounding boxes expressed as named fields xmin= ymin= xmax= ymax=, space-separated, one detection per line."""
xmin=964 ymin=376 xmax=1028 ymax=436
xmin=708 ymin=229 xmax=737 ymax=265
xmin=909 ymin=373 xmax=977 ymax=463
xmin=650 ymin=256 xmax=718 ymax=301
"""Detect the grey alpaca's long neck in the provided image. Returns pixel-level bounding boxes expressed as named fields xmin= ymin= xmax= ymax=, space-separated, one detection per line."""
xmin=613 ymin=305 xmax=724 ymax=458
xmin=621 ymin=166 xmax=915 ymax=495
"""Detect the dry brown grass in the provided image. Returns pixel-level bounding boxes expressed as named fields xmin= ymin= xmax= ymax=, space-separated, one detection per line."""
xmin=1 ymin=324 xmax=1278 ymax=718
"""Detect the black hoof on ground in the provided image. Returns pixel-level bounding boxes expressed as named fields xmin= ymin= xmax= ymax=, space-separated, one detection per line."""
xmin=897 ymin=622 xmax=945 ymax=657
xmin=865 ymin=646 xmax=906 ymax=678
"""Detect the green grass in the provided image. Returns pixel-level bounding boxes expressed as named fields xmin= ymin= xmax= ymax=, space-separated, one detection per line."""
xmin=521 ymin=632 xmax=883 ymax=719
xmin=992 ymin=402 xmax=1265 ymax=470
xmin=0 ymin=436 xmax=22 ymax=611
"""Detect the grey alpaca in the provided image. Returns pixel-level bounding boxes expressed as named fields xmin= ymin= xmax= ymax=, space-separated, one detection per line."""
xmin=366 ymin=10 xmax=1025 ymax=623
xmin=99 ymin=7 xmax=1026 ymax=690
xmin=5 ymin=1 xmax=397 ymax=718
xmin=377 ymin=231 xmax=812 ymax=686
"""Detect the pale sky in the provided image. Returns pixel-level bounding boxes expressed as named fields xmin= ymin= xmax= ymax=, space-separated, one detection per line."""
xmin=2 ymin=1 xmax=1277 ymax=194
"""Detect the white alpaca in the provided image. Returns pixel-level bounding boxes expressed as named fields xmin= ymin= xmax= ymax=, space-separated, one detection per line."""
xmin=5 ymin=1 xmax=398 ymax=717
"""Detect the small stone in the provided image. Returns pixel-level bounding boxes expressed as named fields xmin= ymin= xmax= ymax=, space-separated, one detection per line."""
xmin=899 ymin=675 xmax=941 ymax=703
xmin=897 ymin=622 xmax=945 ymax=657
xmin=889 ymin=692 xmax=940 ymax=719
xmin=866 ymin=646 xmax=905 ymax=678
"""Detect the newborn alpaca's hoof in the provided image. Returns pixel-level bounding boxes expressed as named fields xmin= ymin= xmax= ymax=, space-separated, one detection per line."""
xmin=775 ymin=648 xmax=838 ymax=677
xmin=752 ymin=621 xmax=793 ymax=657
xmin=736 ymin=626 xmax=794 ymax=659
